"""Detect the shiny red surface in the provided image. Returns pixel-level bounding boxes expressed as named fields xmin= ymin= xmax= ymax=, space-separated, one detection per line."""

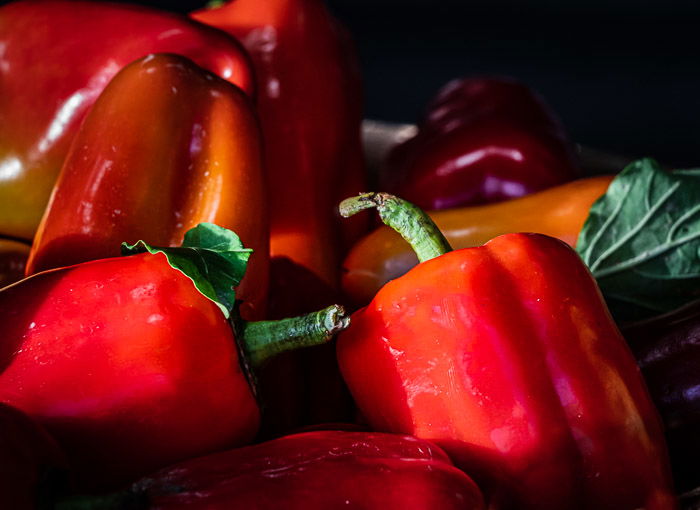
xmin=135 ymin=431 xmax=485 ymax=509
xmin=193 ymin=0 xmax=365 ymax=429
xmin=0 ymin=253 xmax=259 ymax=490
xmin=381 ymin=77 xmax=580 ymax=210
xmin=338 ymin=233 xmax=676 ymax=510
xmin=0 ymin=403 xmax=66 ymax=510
xmin=0 ymin=0 xmax=254 ymax=241
xmin=193 ymin=0 xmax=366 ymax=298
xmin=25 ymin=54 xmax=268 ymax=320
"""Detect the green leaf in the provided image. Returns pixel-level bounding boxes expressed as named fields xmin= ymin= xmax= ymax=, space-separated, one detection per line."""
xmin=121 ymin=223 xmax=252 ymax=318
xmin=577 ymin=158 xmax=700 ymax=323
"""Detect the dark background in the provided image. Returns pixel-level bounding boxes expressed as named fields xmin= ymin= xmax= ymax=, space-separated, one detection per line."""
xmin=328 ymin=0 xmax=700 ymax=167
xmin=7 ymin=0 xmax=700 ymax=166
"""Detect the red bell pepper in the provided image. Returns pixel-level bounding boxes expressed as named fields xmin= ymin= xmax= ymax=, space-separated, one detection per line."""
xmin=0 ymin=224 xmax=349 ymax=491
xmin=380 ymin=77 xmax=580 ymax=210
xmin=25 ymin=53 xmax=268 ymax=320
xmin=58 ymin=431 xmax=485 ymax=510
xmin=0 ymin=0 xmax=253 ymax=241
xmin=192 ymin=0 xmax=367 ymax=308
xmin=337 ymin=194 xmax=676 ymax=510
xmin=0 ymin=403 xmax=67 ymax=510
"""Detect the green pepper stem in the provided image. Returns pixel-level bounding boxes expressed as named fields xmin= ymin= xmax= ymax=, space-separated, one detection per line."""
xmin=241 ymin=305 xmax=349 ymax=370
xmin=339 ymin=192 xmax=453 ymax=261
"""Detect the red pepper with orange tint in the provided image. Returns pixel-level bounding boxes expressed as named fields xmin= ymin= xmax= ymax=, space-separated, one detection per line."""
xmin=380 ymin=77 xmax=580 ymax=210
xmin=26 ymin=53 xmax=268 ymax=319
xmin=192 ymin=0 xmax=366 ymax=311
xmin=58 ymin=431 xmax=485 ymax=510
xmin=0 ymin=0 xmax=254 ymax=242
xmin=0 ymin=224 xmax=349 ymax=491
xmin=337 ymin=194 xmax=676 ymax=510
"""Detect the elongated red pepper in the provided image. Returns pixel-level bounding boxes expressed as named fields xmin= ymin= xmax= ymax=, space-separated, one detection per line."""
xmin=192 ymin=0 xmax=366 ymax=309
xmin=58 ymin=431 xmax=485 ymax=510
xmin=0 ymin=403 xmax=66 ymax=510
xmin=0 ymin=225 xmax=349 ymax=490
xmin=25 ymin=53 xmax=268 ymax=319
xmin=380 ymin=77 xmax=580 ymax=210
xmin=337 ymin=194 xmax=676 ymax=510
xmin=0 ymin=0 xmax=253 ymax=241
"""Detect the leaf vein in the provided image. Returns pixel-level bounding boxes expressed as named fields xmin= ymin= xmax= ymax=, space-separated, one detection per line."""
xmin=589 ymin=181 xmax=680 ymax=272
xmin=593 ymin=229 xmax=700 ymax=279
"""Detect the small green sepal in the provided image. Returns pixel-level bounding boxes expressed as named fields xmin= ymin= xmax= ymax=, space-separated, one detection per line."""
xmin=121 ymin=223 xmax=252 ymax=318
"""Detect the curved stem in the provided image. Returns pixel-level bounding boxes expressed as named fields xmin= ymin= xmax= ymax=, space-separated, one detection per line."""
xmin=339 ymin=192 xmax=452 ymax=262
xmin=241 ymin=305 xmax=350 ymax=370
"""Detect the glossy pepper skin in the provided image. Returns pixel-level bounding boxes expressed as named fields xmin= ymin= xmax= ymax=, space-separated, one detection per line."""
xmin=342 ymin=175 xmax=613 ymax=308
xmin=0 ymin=0 xmax=253 ymax=241
xmin=194 ymin=0 xmax=366 ymax=429
xmin=337 ymin=196 xmax=676 ymax=509
xmin=0 ymin=403 xmax=67 ymax=510
xmin=0 ymin=253 xmax=260 ymax=491
xmin=380 ymin=77 xmax=580 ymax=211
xmin=25 ymin=54 xmax=268 ymax=319
xmin=192 ymin=0 xmax=366 ymax=306
xmin=623 ymin=302 xmax=700 ymax=493
xmin=60 ymin=431 xmax=485 ymax=510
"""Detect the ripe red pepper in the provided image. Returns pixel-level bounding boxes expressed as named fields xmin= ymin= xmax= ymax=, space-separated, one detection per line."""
xmin=58 ymin=431 xmax=486 ymax=510
xmin=0 ymin=225 xmax=349 ymax=491
xmin=192 ymin=0 xmax=367 ymax=308
xmin=25 ymin=53 xmax=268 ymax=320
xmin=0 ymin=403 xmax=67 ymax=510
xmin=0 ymin=0 xmax=253 ymax=241
xmin=380 ymin=77 xmax=580 ymax=210
xmin=337 ymin=194 xmax=676 ymax=510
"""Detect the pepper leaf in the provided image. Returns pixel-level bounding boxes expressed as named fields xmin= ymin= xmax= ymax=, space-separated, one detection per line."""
xmin=577 ymin=158 xmax=700 ymax=323
xmin=121 ymin=223 xmax=252 ymax=318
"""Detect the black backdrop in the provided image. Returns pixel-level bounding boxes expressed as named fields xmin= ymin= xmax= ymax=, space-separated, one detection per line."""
xmin=4 ymin=0 xmax=700 ymax=166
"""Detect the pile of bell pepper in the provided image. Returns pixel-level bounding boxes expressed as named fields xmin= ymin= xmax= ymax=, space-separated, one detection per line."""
xmin=0 ymin=0 xmax=698 ymax=509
